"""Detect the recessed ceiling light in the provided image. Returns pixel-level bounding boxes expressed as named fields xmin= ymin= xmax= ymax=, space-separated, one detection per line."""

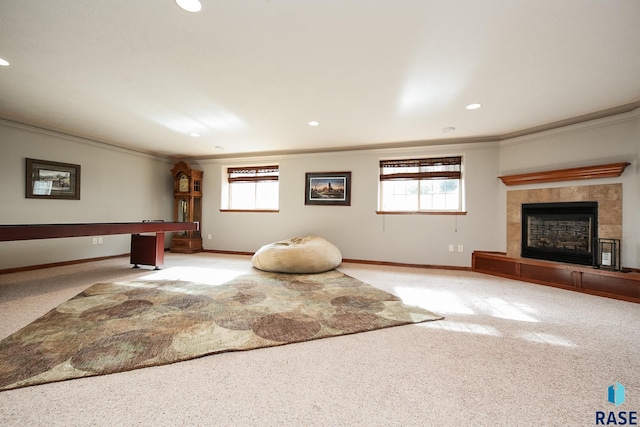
xmin=466 ymin=103 xmax=482 ymax=110
xmin=189 ymin=132 xmax=200 ymax=137
xmin=175 ymin=0 xmax=202 ymax=12
xmin=308 ymin=121 xmax=319 ymax=126
xmin=0 ymin=58 xmax=9 ymax=67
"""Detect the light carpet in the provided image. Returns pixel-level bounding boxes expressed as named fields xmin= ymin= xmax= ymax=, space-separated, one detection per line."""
xmin=0 ymin=269 xmax=442 ymax=391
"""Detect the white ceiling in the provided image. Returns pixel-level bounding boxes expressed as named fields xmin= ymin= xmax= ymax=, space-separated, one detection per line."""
xmin=1 ymin=0 xmax=639 ymax=159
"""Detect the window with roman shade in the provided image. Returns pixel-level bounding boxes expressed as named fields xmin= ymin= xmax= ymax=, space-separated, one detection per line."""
xmin=378 ymin=156 xmax=463 ymax=212
xmin=224 ymin=165 xmax=279 ymax=211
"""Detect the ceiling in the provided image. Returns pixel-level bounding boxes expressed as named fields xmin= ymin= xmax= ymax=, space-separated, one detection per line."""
xmin=1 ymin=0 xmax=639 ymax=159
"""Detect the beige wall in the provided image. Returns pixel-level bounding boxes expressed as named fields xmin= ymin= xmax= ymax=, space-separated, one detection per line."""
xmin=193 ymin=142 xmax=501 ymax=268
xmin=0 ymin=121 xmax=174 ymax=269
xmin=1 ymin=106 xmax=638 ymax=270
xmin=498 ymin=109 xmax=639 ymax=268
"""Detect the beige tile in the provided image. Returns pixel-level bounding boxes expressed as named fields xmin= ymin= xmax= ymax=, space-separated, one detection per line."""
xmin=599 ymin=200 xmax=622 ymax=226
xmin=589 ymin=183 xmax=622 ymax=201
xmin=549 ymin=187 xmax=564 ymax=201
xmin=533 ymin=188 xmax=553 ymax=203
xmin=507 ymin=240 xmax=520 ymax=258
xmin=507 ymin=205 xmax=521 ymax=223
xmin=503 ymin=183 xmax=624 ymax=255
xmin=599 ymin=225 xmax=622 ymax=240
xmin=507 ymin=190 xmax=527 ymax=206
xmin=559 ymin=185 xmax=591 ymax=201
xmin=507 ymin=222 xmax=520 ymax=245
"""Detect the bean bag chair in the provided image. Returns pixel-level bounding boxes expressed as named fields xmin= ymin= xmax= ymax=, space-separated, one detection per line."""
xmin=252 ymin=236 xmax=342 ymax=273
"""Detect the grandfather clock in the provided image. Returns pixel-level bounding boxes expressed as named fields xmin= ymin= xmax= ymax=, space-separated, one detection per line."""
xmin=170 ymin=161 xmax=203 ymax=253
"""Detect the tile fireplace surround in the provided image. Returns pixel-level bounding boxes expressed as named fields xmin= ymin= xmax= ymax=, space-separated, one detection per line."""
xmin=506 ymin=183 xmax=622 ymax=259
xmin=474 ymin=182 xmax=638 ymax=304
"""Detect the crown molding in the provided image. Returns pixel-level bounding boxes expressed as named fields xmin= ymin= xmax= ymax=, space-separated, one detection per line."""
xmin=0 ymin=118 xmax=170 ymax=162
xmin=498 ymin=102 xmax=640 ymax=148
xmin=189 ymin=101 xmax=640 ymax=161
xmin=3 ymin=100 xmax=639 ymax=162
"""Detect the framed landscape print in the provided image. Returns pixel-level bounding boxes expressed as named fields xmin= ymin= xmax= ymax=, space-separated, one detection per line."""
xmin=305 ymin=171 xmax=351 ymax=206
xmin=26 ymin=158 xmax=81 ymax=200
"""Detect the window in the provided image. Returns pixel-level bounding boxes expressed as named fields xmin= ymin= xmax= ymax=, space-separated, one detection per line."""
xmin=224 ymin=165 xmax=279 ymax=211
xmin=379 ymin=156 xmax=463 ymax=212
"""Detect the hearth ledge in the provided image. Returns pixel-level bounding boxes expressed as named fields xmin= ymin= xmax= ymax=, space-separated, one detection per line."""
xmin=472 ymin=250 xmax=640 ymax=304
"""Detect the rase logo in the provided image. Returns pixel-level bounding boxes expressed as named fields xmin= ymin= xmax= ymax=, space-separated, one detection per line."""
xmin=609 ymin=383 xmax=627 ymax=407
xmin=596 ymin=382 xmax=638 ymax=425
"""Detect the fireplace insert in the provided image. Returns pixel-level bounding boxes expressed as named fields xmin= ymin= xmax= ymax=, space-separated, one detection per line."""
xmin=521 ymin=201 xmax=598 ymax=266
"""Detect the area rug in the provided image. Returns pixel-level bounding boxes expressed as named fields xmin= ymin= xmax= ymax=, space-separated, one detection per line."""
xmin=0 ymin=270 xmax=442 ymax=391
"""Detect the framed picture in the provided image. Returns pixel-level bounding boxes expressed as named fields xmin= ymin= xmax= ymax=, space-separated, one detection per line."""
xmin=305 ymin=172 xmax=351 ymax=206
xmin=26 ymin=158 xmax=81 ymax=200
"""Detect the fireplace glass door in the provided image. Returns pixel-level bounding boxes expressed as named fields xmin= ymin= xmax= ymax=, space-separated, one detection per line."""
xmin=521 ymin=201 xmax=598 ymax=266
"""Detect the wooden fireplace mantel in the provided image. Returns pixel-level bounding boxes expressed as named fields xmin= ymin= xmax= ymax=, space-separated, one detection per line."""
xmin=498 ymin=162 xmax=630 ymax=186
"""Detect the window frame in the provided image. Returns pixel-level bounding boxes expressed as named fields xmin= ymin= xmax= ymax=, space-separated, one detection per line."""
xmin=377 ymin=156 xmax=466 ymax=215
xmin=220 ymin=164 xmax=280 ymax=212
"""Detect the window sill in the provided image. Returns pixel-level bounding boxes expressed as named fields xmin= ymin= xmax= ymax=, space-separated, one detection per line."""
xmin=376 ymin=211 xmax=467 ymax=215
xmin=219 ymin=209 xmax=279 ymax=213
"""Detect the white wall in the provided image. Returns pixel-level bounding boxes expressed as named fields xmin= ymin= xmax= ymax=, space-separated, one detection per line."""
xmin=498 ymin=109 xmax=640 ymax=268
xmin=0 ymin=121 xmax=174 ymax=269
xmin=194 ymin=142 xmax=502 ymax=268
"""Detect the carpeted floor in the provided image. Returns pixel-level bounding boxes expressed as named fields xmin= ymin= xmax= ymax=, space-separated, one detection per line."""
xmin=0 ymin=253 xmax=638 ymax=426
xmin=0 ymin=269 xmax=441 ymax=391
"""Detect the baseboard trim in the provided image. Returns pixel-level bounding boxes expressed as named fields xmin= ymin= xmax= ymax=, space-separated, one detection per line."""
xmin=203 ymin=249 xmax=255 ymax=256
xmin=342 ymin=258 xmax=472 ymax=271
xmin=0 ymin=254 xmax=130 ymax=275
xmin=204 ymin=249 xmax=471 ymax=271
xmin=0 ymin=250 xmax=472 ymax=275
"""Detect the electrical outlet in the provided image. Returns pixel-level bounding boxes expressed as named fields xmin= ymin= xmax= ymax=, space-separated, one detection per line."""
xmin=458 ymin=245 xmax=464 ymax=252
xmin=98 ymin=237 xmax=103 ymax=244
xmin=208 ymin=234 xmax=212 ymax=240
xmin=448 ymin=244 xmax=454 ymax=252
xmin=92 ymin=237 xmax=98 ymax=245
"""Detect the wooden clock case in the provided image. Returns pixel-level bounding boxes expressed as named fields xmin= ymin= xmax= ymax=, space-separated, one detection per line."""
xmin=170 ymin=161 xmax=203 ymax=253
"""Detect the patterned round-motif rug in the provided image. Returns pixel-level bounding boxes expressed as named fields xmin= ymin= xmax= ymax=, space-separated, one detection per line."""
xmin=0 ymin=269 xmax=443 ymax=391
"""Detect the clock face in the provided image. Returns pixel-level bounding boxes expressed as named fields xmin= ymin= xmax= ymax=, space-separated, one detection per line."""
xmin=179 ymin=175 xmax=189 ymax=192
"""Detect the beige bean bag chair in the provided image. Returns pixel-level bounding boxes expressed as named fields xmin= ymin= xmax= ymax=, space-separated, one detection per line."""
xmin=252 ymin=236 xmax=342 ymax=273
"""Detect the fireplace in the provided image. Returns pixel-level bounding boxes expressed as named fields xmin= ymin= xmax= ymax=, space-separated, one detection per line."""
xmin=521 ymin=201 xmax=598 ymax=266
